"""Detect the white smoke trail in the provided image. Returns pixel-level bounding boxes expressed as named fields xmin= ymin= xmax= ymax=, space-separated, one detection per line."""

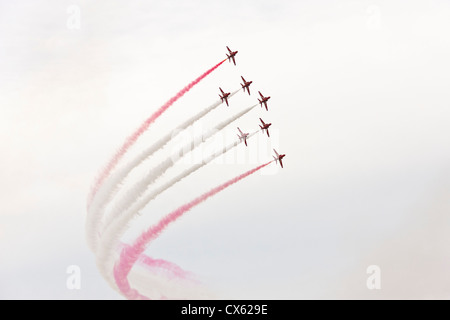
xmin=114 ymin=159 xmax=272 ymax=299
xmin=102 ymin=103 xmax=258 ymax=236
xmin=86 ymin=90 xmax=240 ymax=252
xmin=97 ymin=131 xmax=259 ymax=288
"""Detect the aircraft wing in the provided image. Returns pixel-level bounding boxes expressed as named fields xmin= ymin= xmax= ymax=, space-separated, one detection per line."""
xmin=279 ymin=158 xmax=283 ymax=168
xmin=273 ymin=149 xmax=279 ymax=157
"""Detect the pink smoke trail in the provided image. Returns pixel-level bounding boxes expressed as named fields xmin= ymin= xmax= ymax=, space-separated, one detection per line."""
xmin=113 ymin=161 xmax=272 ymax=300
xmin=118 ymin=242 xmax=194 ymax=282
xmin=87 ymin=58 xmax=227 ymax=209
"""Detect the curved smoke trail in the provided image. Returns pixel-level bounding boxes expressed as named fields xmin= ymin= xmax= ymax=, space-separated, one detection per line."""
xmin=113 ymin=161 xmax=272 ymax=300
xmin=97 ymin=131 xmax=260 ymax=287
xmin=103 ymin=104 xmax=258 ymax=238
xmin=86 ymin=59 xmax=227 ymax=252
xmin=88 ymin=89 xmax=241 ymax=249
xmin=117 ymin=242 xmax=195 ymax=281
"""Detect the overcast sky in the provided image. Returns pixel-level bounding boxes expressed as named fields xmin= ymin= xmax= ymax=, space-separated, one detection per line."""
xmin=1 ymin=0 xmax=450 ymax=299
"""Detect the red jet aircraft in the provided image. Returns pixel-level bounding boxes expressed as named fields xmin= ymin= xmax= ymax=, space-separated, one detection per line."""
xmin=259 ymin=118 xmax=272 ymax=137
xmin=273 ymin=149 xmax=286 ymax=168
xmin=226 ymin=46 xmax=238 ymax=65
xmin=219 ymin=87 xmax=231 ymax=106
xmin=258 ymin=91 xmax=271 ymax=111
xmin=240 ymin=76 xmax=253 ymax=95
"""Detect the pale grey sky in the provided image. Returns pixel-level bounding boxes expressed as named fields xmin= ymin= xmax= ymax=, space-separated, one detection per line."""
xmin=1 ymin=0 xmax=450 ymax=299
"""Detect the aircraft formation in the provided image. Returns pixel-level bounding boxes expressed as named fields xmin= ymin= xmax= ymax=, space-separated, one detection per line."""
xmin=223 ymin=46 xmax=285 ymax=168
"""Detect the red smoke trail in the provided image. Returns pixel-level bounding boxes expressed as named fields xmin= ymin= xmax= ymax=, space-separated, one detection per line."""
xmin=138 ymin=254 xmax=196 ymax=281
xmin=118 ymin=242 xmax=194 ymax=281
xmin=113 ymin=161 xmax=272 ymax=300
xmin=87 ymin=59 xmax=227 ymax=208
